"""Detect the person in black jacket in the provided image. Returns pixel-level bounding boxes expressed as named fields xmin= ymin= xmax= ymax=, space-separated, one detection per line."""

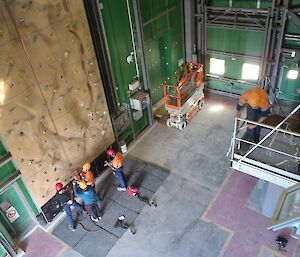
xmin=55 ymin=182 xmax=83 ymax=231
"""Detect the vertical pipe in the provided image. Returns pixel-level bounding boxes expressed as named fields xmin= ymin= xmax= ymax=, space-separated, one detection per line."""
xmin=261 ymin=0 xmax=275 ymax=85
xmin=132 ymin=0 xmax=154 ymax=126
xmin=126 ymin=0 xmax=139 ymax=79
xmin=196 ymin=0 xmax=201 ymax=63
xmin=270 ymin=7 xmax=287 ymax=104
xmin=203 ymin=2 xmax=207 ymax=80
xmin=184 ymin=0 xmax=196 ymax=61
xmin=231 ymin=117 xmax=238 ymax=160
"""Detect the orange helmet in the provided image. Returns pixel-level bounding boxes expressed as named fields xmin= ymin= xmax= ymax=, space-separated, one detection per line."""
xmin=82 ymin=163 xmax=91 ymax=171
xmin=106 ymin=148 xmax=115 ymax=157
xmin=55 ymin=182 xmax=63 ymax=191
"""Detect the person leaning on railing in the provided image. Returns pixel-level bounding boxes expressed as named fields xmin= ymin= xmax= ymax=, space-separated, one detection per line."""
xmin=236 ymin=87 xmax=270 ymax=144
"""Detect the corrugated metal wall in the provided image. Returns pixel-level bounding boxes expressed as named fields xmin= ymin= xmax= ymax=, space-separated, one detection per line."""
xmin=100 ymin=0 xmax=185 ymax=141
xmin=206 ymin=0 xmax=300 ymax=103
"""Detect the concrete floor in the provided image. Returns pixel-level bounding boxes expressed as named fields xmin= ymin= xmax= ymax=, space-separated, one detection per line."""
xmin=22 ymin=93 xmax=300 ymax=257
xmin=105 ymin=93 xmax=235 ymax=257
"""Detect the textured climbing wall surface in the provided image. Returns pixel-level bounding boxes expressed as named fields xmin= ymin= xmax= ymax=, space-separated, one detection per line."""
xmin=0 ymin=0 xmax=114 ymax=206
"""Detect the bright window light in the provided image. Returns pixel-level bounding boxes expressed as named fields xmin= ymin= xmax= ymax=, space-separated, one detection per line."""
xmin=242 ymin=63 xmax=260 ymax=80
xmin=209 ymin=58 xmax=225 ymax=75
xmin=287 ymin=70 xmax=298 ymax=79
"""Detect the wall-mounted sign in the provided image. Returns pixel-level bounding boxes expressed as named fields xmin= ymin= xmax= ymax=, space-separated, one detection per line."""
xmin=5 ymin=206 xmax=19 ymax=223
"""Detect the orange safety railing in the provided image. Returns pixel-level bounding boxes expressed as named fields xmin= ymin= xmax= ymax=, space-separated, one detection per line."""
xmin=163 ymin=62 xmax=203 ymax=110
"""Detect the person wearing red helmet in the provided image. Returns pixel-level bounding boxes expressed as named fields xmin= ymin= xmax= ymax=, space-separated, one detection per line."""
xmin=105 ymin=148 xmax=127 ymax=191
xmin=55 ymin=182 xmax=83 ymax=231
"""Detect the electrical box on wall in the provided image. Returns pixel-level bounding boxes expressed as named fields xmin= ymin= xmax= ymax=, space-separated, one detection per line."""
xmin=129 ymin=79 xmax=140 ymax=91
xmin=132 ymin=110 xmax=143 ymax=120
xmin=129 ymin=91 xmax=149 ymax=111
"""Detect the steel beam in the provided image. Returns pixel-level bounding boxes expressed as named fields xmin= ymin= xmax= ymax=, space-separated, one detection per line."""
xmin=206 ymin=50 xmax=262 ymax=61
xmin=132 ymin=0 xmax=154 ymax=126
xmin=185 ymin=0 xmax=197 ymax=61
xmin=290 ymin=12 xmax=300 ymax=29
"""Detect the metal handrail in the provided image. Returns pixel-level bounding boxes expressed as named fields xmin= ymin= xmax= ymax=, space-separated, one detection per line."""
xmin=229 ymin=104 xmax=300 ymax=170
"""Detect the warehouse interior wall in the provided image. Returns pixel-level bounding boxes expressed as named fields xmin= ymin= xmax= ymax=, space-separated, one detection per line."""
xmin=99 ymin=0 xmax=185 ymax=142
xmin=0 ymin=0 xmax=114 ymax=208
xmin=0 ymin=0 xmax=299 ymax=250
xmin=199 ymin=0 xmax=300 ymax=104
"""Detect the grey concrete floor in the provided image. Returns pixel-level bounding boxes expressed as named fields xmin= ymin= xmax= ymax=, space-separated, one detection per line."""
xmin=106 ymin=93 xmax=237 ymax=257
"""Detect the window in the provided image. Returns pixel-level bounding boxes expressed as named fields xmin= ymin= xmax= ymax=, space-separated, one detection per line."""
xmin=287 ymin=70 xmax=298 ymax=80
xmin=209 ymin=58 xmax=225 ymax=75
xmin=242 ymin=63 xmax=260 ymax=80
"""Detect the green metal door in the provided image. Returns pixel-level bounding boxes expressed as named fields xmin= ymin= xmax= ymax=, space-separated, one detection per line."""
xmin=0 ymin=183 xmax=33 ymax=238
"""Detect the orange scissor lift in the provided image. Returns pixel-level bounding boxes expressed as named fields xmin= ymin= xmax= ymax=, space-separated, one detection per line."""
xmin=163 ymin=62 xmax=204 ymax=130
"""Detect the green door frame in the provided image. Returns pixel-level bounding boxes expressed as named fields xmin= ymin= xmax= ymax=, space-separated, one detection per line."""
xmin=0 ymin=175 xmax=37 ymax=243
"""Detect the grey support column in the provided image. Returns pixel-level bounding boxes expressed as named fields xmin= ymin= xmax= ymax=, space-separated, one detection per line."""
xmin=185 ymin=0 xmax=197 ymax=61
xmin=132 ymin=0 xmax=154 ymax=126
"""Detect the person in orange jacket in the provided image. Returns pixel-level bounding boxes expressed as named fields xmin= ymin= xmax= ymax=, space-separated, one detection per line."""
xmin=105 ymin=149 xmax=127 ymax=191
xmin=236 ymin=87 xmax=270 ymax=144
xmin=80 ymin=163 xmax=95 ymax=187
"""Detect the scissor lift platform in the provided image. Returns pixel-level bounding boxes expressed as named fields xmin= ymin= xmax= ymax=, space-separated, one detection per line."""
xmin=163 ymin=62 xmax=205 ymax=130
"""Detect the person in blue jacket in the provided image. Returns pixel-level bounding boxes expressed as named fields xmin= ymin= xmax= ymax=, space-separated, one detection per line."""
xmin=73 ymin=181 xmax=102 ymax=222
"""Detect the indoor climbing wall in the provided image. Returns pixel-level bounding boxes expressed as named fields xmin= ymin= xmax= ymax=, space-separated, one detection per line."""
xmin=0 ymin=0 xmax=114 ymax=206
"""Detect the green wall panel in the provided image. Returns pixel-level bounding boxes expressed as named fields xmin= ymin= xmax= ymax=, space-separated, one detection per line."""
xmin=142 ymin=0 xmax=185 ymax=105
xmin=207 ymin=28 xmax=265 ymax=56
xmin=101 ymin=0 xmax=185 ymax=125
xmin=17 ymin=179 xmax=39 ymax=216
xmin=101 ymin=0 xmax=148 ymax=138
xmin=0 ymin=161 xmax=17 ymax=185
xmin=0 ymin=142 xmax=6 ymax=158
xmin=0 ymin=245 xmax=6 ymax=257
xmin=277 ymin=60 xmax=300 ymax=102
xmin=0 ymin=186 xmax=32 ymax=236
xmin=207 ymin=27 xmax=264 ymax=95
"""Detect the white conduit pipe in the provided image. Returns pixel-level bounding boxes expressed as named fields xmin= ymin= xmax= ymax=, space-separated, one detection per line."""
xmin=126 ymin=0 xmax=139 ymax=78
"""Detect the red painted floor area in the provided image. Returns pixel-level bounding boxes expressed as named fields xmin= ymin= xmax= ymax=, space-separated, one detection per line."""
xmin=205 ymin=171 xmax=298 ymax=257
xmin=21 ymin=227 xmax=66 ymax=257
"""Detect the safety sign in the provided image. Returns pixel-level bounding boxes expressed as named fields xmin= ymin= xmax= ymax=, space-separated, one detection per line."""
xmin=6 ymin=206 xmax=19 ymax=223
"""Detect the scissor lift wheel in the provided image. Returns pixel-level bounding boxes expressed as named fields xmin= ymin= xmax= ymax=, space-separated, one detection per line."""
xmin=198 ymin=100 xmax=204 ymax=110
